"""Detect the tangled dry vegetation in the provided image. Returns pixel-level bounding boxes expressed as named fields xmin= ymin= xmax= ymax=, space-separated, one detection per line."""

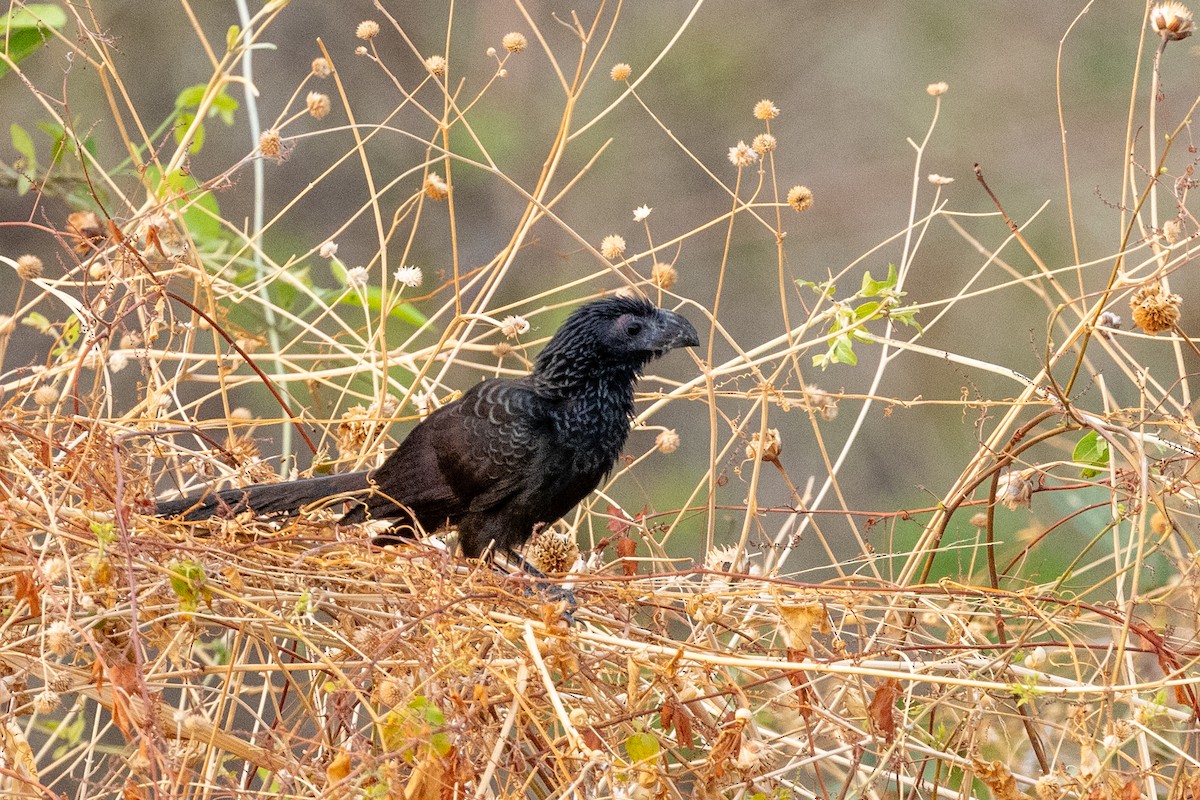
xmin=5 ymin=2 xmax=1200 ymax=799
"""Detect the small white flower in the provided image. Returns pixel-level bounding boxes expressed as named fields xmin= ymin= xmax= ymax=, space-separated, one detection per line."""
xmin=500 ymin=315 xmax=530 ymax=338
xmin=927 ymin=174 xmax=954 ymax=185
xmin=728 ymin=141 xmax=758 ymax=167
xmin=633 ymin=205 xmax=653 ymax=222
xmin=319 ymin=240 xmax=339 ymax=258
xmin=393 ymin=265 xmax=423 ymax=287
xmin=346 ymin=266 xmax=370 ymax=288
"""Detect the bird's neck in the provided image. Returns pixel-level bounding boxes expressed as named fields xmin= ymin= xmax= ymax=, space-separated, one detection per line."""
xmin=534 ymin=367 xmax=641 ymax=470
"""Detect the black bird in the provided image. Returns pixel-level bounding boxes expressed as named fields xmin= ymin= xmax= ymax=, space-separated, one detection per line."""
xmin=156 ymin=297 xmax=699 ymax=558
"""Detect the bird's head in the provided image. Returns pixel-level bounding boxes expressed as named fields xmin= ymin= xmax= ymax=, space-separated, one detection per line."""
xmin=534 ymin=296 xmax=699 ymax=385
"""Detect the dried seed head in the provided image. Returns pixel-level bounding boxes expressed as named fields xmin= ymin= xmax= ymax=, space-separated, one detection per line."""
xmin=393 ymin=265 xmax=423 ymax=287
xmin=425 ymin=55 xmax=447 ymax=76
xmin=320 ymin=240 xmax=339 ymax=259
xmin=753 ymin=99 xmax=780 ymax=120
xmin=306 ymin=91 xmax=331 ymax=119
xmin=355 ymin=46 xmax=368 ymax=56
xmin=525 ymin=529 xmax=580 ymax=574
xmin=258 ymin=129 xmax=283 ymax=159
xmin=997 ymin=469 xmax=1035 ymax=510
xmin=337 ymin=405 xmax=382 ymax=457
xmin=787 ymin=185 xmax=814 ymax=212
xmin=492 ymin=342 xmax=514 ymax=359
xmin=803 ymin=384 xmax=839 ymax=421
xmin=33 ymin=689 xmax=60 ymax=714
xmin=600 ymin=234 xmax=626 ymax=260
xmin=423 ymin=172 xmax=449 ymax=200
xmin=1163 ymin=217 xmax=1184 ymax=243
xmin=502 ymin=32 xmax=527 ymax=53
xmin=16 ymin=254 xmax=43 ymax=281
xmin=34 ymin=385 xmax=57 ymax=407
xmin=610 ymin=63 xmax=632 ymax=81
xmin=356 ymin=20 xmax=380 ymax=40
xmin=500 ymin=315 xmax=529 ymax=339
xmin=1130 ymin=282 xmax=1182 ymax=334
xmin=927 ymin=81 xmax=949 ymax=96
xmin=47 ymin=621 xmax=74 ymax=655
xmin=67 ymin=211 xmax=105 ymax=253
xmin=970 ymin=512 xmax=989 ymax=528
xmin=752 ymin=133 xmax=777 ymax=154
xmin=651 ymin=262 xmax=677 ymax=290
xmin=311 ymin=57 xmax=331 ymax=77
xmin=927 ymin=173 xmax=954 ymax=185
xmin=345 ymin=266 xmax=370 ymax=288
xmin=728 ymin=141 xmax=758 ymax=167
xmin=1097 ymin=311 xmax=1122 ymax=339
xmin=655 ymin=429 xmax=681 ymax=454
xmin=746 ymin=428 xmax=783 ymax=463
xmin=1151 ymin=1 xmax=1194 ymax=40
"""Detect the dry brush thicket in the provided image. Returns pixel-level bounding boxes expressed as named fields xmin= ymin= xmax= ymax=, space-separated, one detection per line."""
xmin=2 ymin=2 xmax=1200 ymax=799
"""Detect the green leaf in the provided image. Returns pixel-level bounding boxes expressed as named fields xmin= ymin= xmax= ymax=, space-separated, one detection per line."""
xmin=21 ymin=312 xmax=52 ymax=335
xmin=830 ymin=335 xmax=857 ymax=366
xmin=168 ymin=560 xmax=208 ymax=613
xmin=174 ymin=84 xmax=209 ymax=110
xmin=0 ymin=5 xmax=67 ymax=79
xmin=853 ymin=301 xmax=880 ymax=321
xmin=336 ymin=286 xmax=428 ymax=326
xmin=861 ymin=263 xmax=898 ymax=297
xmin=624 ymin=732 xmax=660 ymax=763
xmin=175 ymin=112 xmax=205 ymax=154
xmin=144 ymin=166 xmax=223 ymax=243
xmin=9 ymin=122 xmax=35 ymax=195
xmin=796 ymin=278 xmax=835 ymax=298
xmin=1072 ymin=430 xmax=1110 ymax=479
xmin=210 ymin=91 xmax=239 ymax=126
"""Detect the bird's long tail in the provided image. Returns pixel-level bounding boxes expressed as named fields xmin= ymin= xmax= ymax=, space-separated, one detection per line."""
xmin=155 ymin=471 xmax=372 ymax=520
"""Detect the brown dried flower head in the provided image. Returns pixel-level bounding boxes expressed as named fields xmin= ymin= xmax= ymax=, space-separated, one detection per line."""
xmin=651 ymin=262 xmax=677 ymax=290
xmin=33 ymin=385 xmax=57 ymax=407
xmin=753 ymin=99 xmax=780 ymax=120
xmin=787 ymin=185 xmax=814 ymax=213
xmin=610 ymin=62 xmax=632 ymax=81
xmin=424 ymin=172 xmax=448 ymax=200
xmin=752 ymin=133 xmax=777 ymax=154
xmin=16 ymin=254 xmax=43 ymax=281
xmin=311 ymin=57 xmax=331 ymax=78
xmin=1151 ymin=1 xmax=1194 ymax=40
xmin=356 ymin=20 xmax=380 ymax=40
xmin=655 ymin=429 xmax=681 ymax=454
xmin=746 ymin=428 xmax=783 ymax=463
xmin=1130 ymin=282 xmax=1182 ymax=334
xmin=258 ymin=129 xmax=283 ymax=159
xmin=306 ymin=92 xmax=331 ymax=119
xmin=502 ymin=32 xmax=527 ymax=53
xmin=66 ymin=210 xmax=105 ymax=253
xmin=525 ymin=529 xmax=580 ymax=574
xmin=600 ymin=234 xmax=626 ymax=260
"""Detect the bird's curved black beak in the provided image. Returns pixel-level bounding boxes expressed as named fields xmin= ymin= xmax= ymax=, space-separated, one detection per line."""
xmin=652 ymin=308 xmax=701 ymax=354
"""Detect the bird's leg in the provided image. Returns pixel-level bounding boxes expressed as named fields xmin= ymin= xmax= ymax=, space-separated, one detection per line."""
xmin=504 ymin=551 xmax=577 ymax=623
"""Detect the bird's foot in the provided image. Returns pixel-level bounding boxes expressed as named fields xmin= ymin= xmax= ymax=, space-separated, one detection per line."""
xmin=509 ymin=556 xmax=577 ymax=624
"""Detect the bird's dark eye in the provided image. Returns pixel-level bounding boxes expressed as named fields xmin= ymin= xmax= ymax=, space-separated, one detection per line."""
xmin=625 ymin=321 xmax=642 ymax=337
